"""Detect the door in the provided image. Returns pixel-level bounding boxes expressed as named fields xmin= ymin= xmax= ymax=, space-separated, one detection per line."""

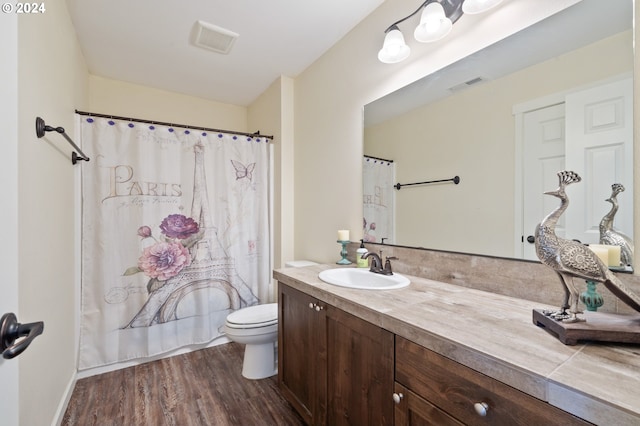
xmin=564 ymin=78 xmax=634 ymax=244
xmin=0 ymin=13 xmax=19 ymax=425
xmin=522 ymin=104 xmax=566 ymax=260
xmin=519 ymin=77 xmax=633 ymax=260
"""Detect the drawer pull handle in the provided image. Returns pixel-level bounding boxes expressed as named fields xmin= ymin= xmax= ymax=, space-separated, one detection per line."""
xmin=392 ymin=393 xmax=404 ymax=404
xmin=474 ymin=402 xmax=489 ymax=417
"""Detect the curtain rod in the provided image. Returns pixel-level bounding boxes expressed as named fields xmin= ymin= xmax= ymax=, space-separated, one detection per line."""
xmin=395 ymin=175 xmax=460 ymax=190
xmin=74 ymin=110 xmax=274 ymax=140
xmin=364 ymin=154 xmax=394 ymax=163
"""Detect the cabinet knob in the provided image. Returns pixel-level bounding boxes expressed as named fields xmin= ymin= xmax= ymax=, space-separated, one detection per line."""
xmin=473 ymin=402 xmax=489 ymax=417
xmin=392 ymin=393 xmax=404 ymax=404
xmin=315 ymin=305 xmax=324 ymax=311
xmin=309 ymin=302 xmax=314 ymax=309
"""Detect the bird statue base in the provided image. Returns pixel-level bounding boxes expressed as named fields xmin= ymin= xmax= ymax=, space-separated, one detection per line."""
xmin=533 ymin=309 xmax=640 ymax=345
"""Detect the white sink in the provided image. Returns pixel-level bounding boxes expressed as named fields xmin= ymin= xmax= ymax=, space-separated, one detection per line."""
xmin=318 ymin=268 xmax=410 ymax=290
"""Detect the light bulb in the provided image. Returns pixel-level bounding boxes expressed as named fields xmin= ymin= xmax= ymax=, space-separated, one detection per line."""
xmin=378 ymin=28 xmax=410 ymax=63
xmin=414 ymin=3 xmax=452 ymax=43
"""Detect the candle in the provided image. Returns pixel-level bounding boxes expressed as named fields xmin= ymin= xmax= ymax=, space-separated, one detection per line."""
xmin=337 ymin=230 xmax=350 ymax=241
xmin=589 ymin=244 xmax=622 ymax=267
xmin=588 ymin=245 xmax=609 ymax=265
xmin=606 ymin=245 xmax=621 ymax=267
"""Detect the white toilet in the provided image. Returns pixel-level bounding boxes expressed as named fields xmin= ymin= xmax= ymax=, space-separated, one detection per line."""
xmin=224 ymin=260 xmax=318 ymax=380
xmin=224 ymin=303 xmax=279 ymax=379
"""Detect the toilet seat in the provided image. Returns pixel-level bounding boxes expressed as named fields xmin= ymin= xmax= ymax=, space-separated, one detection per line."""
xmin=225 ymin=303 xmax=277 ymax=329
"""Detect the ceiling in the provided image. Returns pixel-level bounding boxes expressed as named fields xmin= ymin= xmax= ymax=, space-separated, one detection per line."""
xmin=66 ymin=0 xmax=385 ymax=107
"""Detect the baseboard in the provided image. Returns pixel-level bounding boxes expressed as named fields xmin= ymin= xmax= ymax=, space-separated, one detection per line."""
xmin=51 ymin=373 xmax=77 ymax=426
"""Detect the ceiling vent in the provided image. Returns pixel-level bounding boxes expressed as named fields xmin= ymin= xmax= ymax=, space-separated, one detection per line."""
xmin=448 ymin=77 xmax=486 ymax=93
xmin=192 ymin=20 xmax=238 ymax=54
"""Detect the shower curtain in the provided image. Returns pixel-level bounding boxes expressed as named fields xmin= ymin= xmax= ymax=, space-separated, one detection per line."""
xmin=78 ymin=115 xmax=271 ymax=370
xmin=362 ymin=157 xmax=395 ymax=244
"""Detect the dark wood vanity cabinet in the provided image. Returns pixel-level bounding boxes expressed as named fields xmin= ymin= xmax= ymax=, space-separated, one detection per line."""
xmin=278 ymin=282 xmax=591 ymax=425
xmin=395 ymin=337 xmax=590 ymax=425
xmin=278 ymin=283 xmax=394 ymax=425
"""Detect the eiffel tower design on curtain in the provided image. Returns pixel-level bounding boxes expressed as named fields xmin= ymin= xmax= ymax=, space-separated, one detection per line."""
xmin=126 ymin=141 xmax=258 ymax=328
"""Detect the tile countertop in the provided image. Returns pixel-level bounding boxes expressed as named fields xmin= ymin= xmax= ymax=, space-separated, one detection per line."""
xmin=273 ymin=264 xmax=640 ymax=426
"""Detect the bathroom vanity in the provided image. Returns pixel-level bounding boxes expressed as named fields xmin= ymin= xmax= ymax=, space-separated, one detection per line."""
xmin=275 ymin=264 xmax=640 ymax=425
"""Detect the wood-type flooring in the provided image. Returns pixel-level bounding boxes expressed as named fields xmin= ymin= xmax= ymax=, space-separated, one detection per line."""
xmin=62 ymin=342 xmax=304 ymax=426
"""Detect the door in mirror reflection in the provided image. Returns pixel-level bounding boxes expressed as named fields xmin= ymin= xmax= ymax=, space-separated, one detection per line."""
xmin=520 ymin=77 xmax=633 ymax=262
xmin=522 ymin=103 xmax=566 ymax=260
xmin=565 ymin=78 xmax=633 ymax=247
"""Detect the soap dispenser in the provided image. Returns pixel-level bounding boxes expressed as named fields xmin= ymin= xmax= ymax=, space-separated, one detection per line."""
xmin=356 ymin=240 xmax=369 ymax=268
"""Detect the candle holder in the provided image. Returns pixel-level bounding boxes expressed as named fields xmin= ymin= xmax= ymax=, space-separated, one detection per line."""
xmin=580 ymin=280 xmax=604 ymax=311
xmin=336 ymin=240 xmax=352 ymax=265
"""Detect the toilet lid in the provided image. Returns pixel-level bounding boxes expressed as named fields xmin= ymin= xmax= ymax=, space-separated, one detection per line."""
xmin=226 ymin=303 xmax=278 ymax=326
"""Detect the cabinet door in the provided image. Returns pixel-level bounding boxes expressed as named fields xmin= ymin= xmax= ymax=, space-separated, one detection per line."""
xmin=326 ymin=307 xmax=394 ymax=425
xmin=278 ymin=284 xmax=327 ymax=425
xmin=394 ymin=383 xmax=463 ymax=426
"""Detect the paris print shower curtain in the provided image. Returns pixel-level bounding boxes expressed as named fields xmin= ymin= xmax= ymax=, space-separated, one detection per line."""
xmin=78 ymin=115 xmax=271 ymax=370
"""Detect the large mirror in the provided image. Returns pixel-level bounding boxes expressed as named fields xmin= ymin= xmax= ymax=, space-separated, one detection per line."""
xmin=363 ymin=0 xmax=633 ymax=262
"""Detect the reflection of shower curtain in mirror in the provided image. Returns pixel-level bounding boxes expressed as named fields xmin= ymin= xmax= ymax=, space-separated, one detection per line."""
xmin=363 ymin=157 xmax=395 ymax=243
xmin=78 ymin=115 xmax=271 ymax=370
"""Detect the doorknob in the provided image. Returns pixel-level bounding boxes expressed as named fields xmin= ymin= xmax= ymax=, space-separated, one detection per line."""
xmin=0 ymin=313 xmax=44 ymax=359
xmin=526 ymin=235 xmax=535 ymax=244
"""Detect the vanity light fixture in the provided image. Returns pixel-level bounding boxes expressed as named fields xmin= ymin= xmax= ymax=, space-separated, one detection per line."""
xmin=378 ymin=0 xmax=504 ymax=64
xmin=462 ymin=0 xmax=504 ymax=14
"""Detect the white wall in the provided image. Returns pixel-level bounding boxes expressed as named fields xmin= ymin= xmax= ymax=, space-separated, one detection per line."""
xmin=17 ymin=4 xmax=88 ymax=424
xmin=88 ymin=75 xmax=248 ymax=131
xmin=292 ymin=0 xmax=584 ymax=263
xmin=248 ymin=76 xmax=296 ymax=276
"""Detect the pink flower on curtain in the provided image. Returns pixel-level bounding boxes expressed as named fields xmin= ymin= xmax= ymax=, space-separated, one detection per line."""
xmin=137 ymin=241 xmax=192 ymax=281
xmin=123 ymin=213 xmax=202 ymax=291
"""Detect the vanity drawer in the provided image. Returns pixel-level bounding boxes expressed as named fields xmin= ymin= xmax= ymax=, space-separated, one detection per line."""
xmin=395 ymin=337 xmax=589 ymax=425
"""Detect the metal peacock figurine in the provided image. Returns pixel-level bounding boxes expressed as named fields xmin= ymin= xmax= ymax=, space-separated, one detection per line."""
xmin=600 ymin=183 xmax=634 ymax=268
xmin=534 ymin=171 xmax=640 ymax=322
